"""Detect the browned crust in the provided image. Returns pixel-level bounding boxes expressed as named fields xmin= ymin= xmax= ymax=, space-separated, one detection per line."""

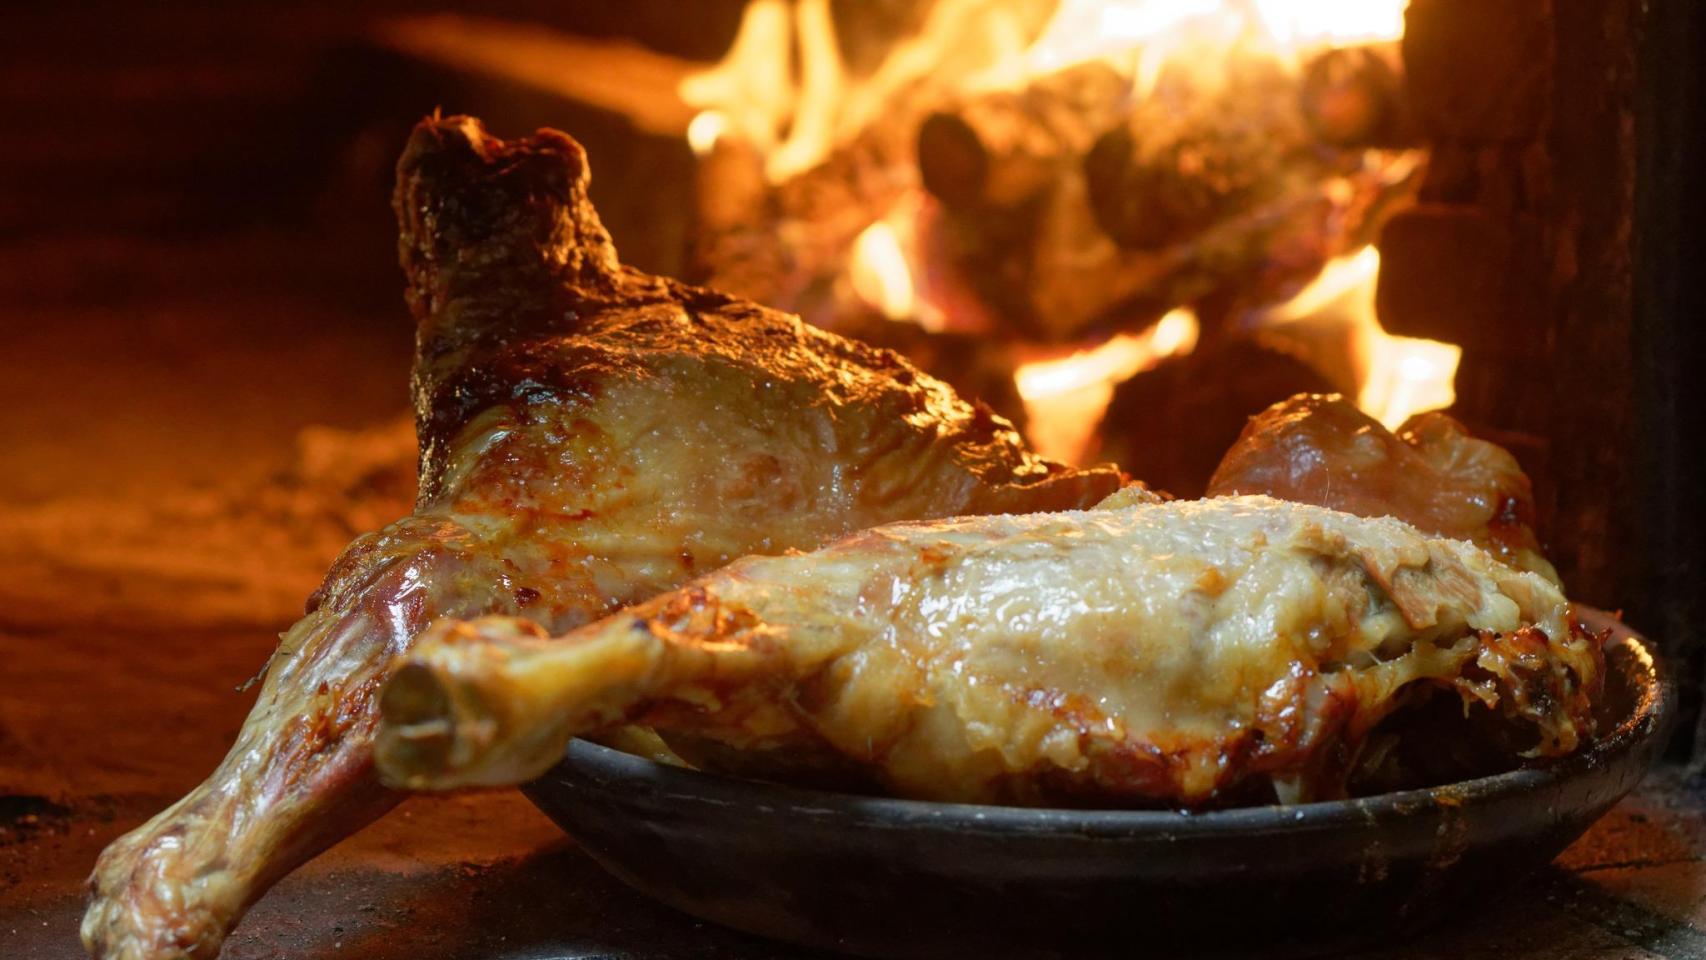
xmin=394 ymin=114 xmax=1120 ymax=506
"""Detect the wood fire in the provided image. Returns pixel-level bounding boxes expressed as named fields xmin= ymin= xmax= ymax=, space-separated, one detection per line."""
xmin=676 ymin=0 xmax=1450 ymax=468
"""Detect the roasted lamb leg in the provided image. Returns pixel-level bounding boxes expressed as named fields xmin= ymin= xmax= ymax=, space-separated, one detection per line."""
xmin=81 ymin=115 xmax=1119 ymax=960
xmin=375 ymin=494 xmax=1601 ymax=807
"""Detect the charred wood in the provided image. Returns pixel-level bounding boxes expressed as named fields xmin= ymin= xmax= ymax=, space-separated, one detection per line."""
xmin=1299 ymin=45 xmax=1411 ymax=150
xmin=1095 ymin=339 xmax=1334 ymax=498
xmin=917 ymin=63 xmax=1130 ymax=214
xmin=1083 ymin=59 xmax=1317 ymax=251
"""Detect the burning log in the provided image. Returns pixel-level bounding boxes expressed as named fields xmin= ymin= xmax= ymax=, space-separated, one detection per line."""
xmin=917 ymin=62 xmax=1130 ymax=214
xmin=1083 ymin=125 xmax=1224 ymax=251
xmin=915 ymin=111 xmax=993 ymax=210
xmin=686 ymin=97 xmax=919 ymax=313
xmin=1083 ymin=58 xmax=1314 ymax=251
xmin=1298 ymin=46 xmax=1409 ymax=149
xmin=688 ymin=8 xmax=1420 ymax=367
xmin=1084 ymin=45 xmax=1411 ymax=251
xmin=1018 ymin=168 xmax=1166 ymax=342
xmin=998 ymin=142 xmax=1414 ymax=345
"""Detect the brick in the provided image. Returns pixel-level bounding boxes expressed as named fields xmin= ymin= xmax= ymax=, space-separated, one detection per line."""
xmin=1403 ymin=0 xmax=1554 ymax=141
xmin=1472 ymin=142 xmax=1538 ymax=215
xmin=1419 ymin=141 xmax=1547 ymax=214
xmin=1374 ymin=205 xmax=1545 ymax=350
xmin=1419 ymin=142 xmax=1478 ymax=203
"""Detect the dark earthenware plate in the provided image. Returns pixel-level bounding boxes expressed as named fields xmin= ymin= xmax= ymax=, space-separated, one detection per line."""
xmin=524 ymin=608 xmax=1670 ymax=959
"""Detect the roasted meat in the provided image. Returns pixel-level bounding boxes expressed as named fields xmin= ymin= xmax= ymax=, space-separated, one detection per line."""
xmin=1207 ymin=393 xmax=1558 ymax=582
xmin=375 ymin=493 xmax=1601 ymax=808
xmin=80 ymin=116 xmax=1120 ymax=960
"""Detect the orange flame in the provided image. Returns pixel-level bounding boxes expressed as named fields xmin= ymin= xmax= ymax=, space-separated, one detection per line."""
xmin=681 ymin=0 xmax=1040 ymax=182
xmin=679 ymin=0 xmax=795 ymax=158
xmin=1014 ymin=309 xmax=1200 ymax=462
xmin=1259 ymin=246 xmax=1460 ymax=429
xmin=978 ymin=0 xmax=1408 ymax=95
xmin=845 ymin=191 xmax=948 ymax=331
xmin=681 ymin=0 xmax=1411 ymax=175
xmin=850 ymin=222 xmax=918 ymax=324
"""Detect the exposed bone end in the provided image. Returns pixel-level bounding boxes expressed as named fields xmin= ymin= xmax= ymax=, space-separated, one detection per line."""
xmin=375 ymin=660 xmax=466 ymax=790
xmin=375 ymin=615 xmax=669 ymax=792
xmin=374 ymin=620 xmax=539 ymax=791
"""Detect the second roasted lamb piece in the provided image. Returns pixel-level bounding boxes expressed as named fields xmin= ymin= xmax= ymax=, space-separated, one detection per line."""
xmin=377 ymin=494 xmax=1601 ymax=808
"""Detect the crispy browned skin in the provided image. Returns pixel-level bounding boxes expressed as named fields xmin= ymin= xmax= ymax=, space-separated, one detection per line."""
xmin=1206 ymin=394 xmax=1557 ymax=582
xmin=81 ymin=115 xmax=1120 ymax=960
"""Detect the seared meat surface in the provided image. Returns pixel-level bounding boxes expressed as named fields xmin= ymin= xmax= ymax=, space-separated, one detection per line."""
xmin=1208 ymin=394 xmax=1558 ymax=582
xmin=376 ymin=494 xmax=1601 ymax=808
xmin=80 ymin=116 xmax=1119 ymax=960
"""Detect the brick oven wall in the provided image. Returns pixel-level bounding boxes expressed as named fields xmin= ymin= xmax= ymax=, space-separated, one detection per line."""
xmin=1377 ymin=0 xmax=1643 ymax=616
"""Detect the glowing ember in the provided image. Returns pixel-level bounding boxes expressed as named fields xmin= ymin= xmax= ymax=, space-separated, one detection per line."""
xmin=1015 ymin=308 xmax=1200 ymax=462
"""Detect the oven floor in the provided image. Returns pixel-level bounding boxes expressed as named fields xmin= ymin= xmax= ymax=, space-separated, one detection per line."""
xmin=3 ymin=235 xmax=1703 ymax=960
